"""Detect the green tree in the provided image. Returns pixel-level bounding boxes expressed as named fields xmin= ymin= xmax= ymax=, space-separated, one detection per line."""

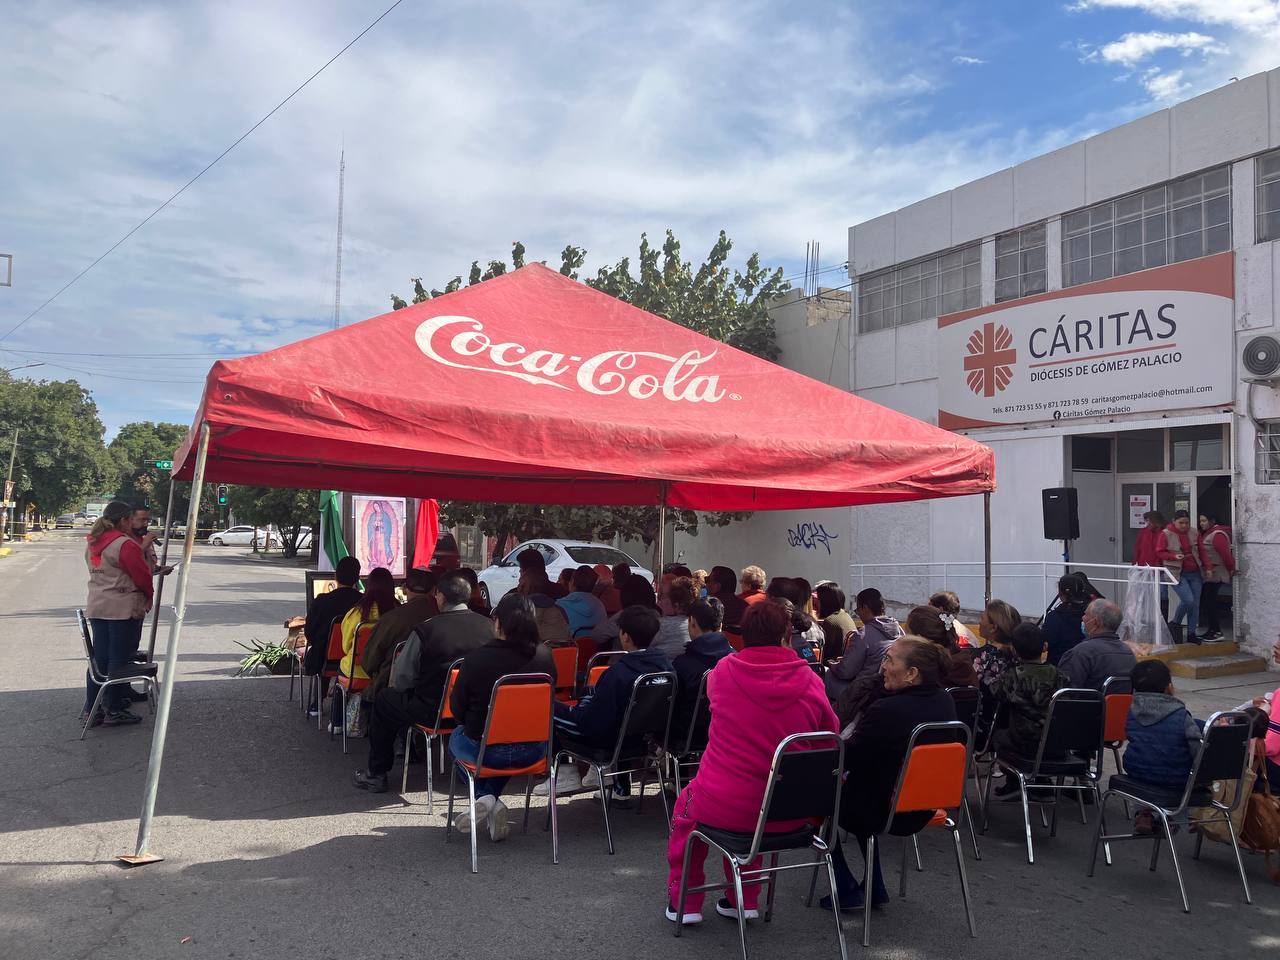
xmin=0 ymin=373 xmax=113 ymax=515
xmin=393 ymin=233 xmax=787 ymax=559
xmin=108 ymin=421 xmax=189 ymax=509
xmin=225 ymin=485 xmax=319 ymax=558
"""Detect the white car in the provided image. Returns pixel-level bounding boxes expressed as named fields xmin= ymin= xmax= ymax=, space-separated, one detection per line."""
xmin=207 ymin=525 xmax=274 ymax=546
xmin=476 ymin=539 xmax=651 ymax=606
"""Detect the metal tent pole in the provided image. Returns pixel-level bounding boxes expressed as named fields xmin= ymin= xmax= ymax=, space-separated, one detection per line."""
xmin=120 ymin=422 xmax=211 ymax=866
xmin=145 ymin=478 xmax=177 ymax=661
xmin=983 ymin=492 xmax=992 ymax=603
xmin=655 ymin=482 xmax=669 ymax=577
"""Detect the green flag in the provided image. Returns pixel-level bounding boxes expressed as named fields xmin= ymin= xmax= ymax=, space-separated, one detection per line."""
xmin=319 ymin=490 xmax=349 ymax=570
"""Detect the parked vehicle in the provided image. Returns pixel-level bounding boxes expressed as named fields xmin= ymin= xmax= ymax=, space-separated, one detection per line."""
xmin=207 ymin=525 xmax=274 ymax=546
xmin=476 ymin=539 xmax=650 ymax=606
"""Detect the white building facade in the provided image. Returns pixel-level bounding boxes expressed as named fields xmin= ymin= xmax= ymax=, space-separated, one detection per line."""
xmin=672 ymin=69 xmax=1280 ymax=660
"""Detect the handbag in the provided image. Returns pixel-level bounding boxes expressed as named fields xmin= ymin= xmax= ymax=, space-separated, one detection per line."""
xmin=1239 ymin=758 xmax=1280 ymax=883
xmin=343 ymin=693 xmax=368 ymax=739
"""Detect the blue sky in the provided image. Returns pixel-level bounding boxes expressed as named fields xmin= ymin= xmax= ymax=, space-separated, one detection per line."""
xmin=1 ymin=0 xmax=1277 ymax=435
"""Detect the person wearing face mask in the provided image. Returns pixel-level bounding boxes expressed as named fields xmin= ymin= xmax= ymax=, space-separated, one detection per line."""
xmin=1157 ymin=510 xmax=1209 ymax=644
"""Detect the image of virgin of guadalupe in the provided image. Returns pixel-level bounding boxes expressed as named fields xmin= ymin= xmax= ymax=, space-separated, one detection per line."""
xmin=362 ymin=500 xmax=397 ymax=570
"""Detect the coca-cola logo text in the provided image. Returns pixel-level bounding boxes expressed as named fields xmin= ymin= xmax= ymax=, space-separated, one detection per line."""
xmin=414 ymin=315 xmax=729 ymax=403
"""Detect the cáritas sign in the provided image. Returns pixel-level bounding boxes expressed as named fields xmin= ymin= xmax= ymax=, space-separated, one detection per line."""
xmin=937 ymin=253 xmax=1234 ymax=429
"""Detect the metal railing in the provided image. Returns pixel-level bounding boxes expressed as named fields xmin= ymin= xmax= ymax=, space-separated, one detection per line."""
xmin=848 ymin=560 xmax=1176 ymax=616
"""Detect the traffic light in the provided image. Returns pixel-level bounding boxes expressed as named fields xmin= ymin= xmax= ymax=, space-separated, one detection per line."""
xmin=216 ymin=484 xmax=228 ymax=506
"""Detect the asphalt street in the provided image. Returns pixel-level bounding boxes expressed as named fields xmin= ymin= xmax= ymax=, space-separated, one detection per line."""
xmin=1 ymin=533 xmax=1277 ymax=960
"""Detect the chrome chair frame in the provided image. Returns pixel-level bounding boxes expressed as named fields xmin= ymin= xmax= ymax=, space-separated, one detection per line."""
xmin=667 ymin=670 xmax=712 ymax=794
xmin=77 ymin=609 xmax=157 ymax=739
xmin=401 ymin=655 xmax=465 ymax=811
xmin=550 ymin=670 xmax=677 ymax=853
xmin=674 ymin=732 xmax=848 ymax=960
xmin=445 ymin=672 xmax=556 ymax=874
xmin=330 ymin=620 xmax=375 ymax=754
xmin=980 ymin=687 xmax=1107 ymax=864
xmin=945 ymin=685 xmax=984 ymax=861
xmin=1086 ymin=710 xmax=1254 ymax=913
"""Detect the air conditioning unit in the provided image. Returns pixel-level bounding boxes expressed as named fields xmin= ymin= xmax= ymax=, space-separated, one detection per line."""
xmin=1242 ymin=334 xmax=1280 ymax=381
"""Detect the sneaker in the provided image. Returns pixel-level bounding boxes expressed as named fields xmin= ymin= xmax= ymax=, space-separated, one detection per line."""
xmin=609 ymin=786 xmax=633 ymax=807
xmin=102 ymin=709 xmax=143 ymax=727
xmin=665 ymin=904 xmax=703 ymax=924
xmin=79 ymin=708 xmax=104 ymax=728
xmin=715 ymin=898 xmax=760 ymax=921
xmin=818 ymin=890 xmax=864 ymax=912
xmin=582 ymin=766 xmax=602 ymax=789
xmin=353 ymin=769 xmax=388 ymax=793
xmin=1203 ymin=632 xmax=1226 ymax=643
xmin=454 ymin=794 xmax=496 ymax=835
xmin=127 ymin=688 xmax=151 ymax=703
xmin=488 ymin=798 xmax=510 ymax=842
xmin=533 ymin=767 xmax=582 ymax=796
xmin=307 ymin=707 xmax=321 ymax=718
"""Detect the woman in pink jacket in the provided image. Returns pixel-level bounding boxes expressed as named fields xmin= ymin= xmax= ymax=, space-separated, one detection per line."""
xmin=665 ymin=598 xmax=839 ymax=924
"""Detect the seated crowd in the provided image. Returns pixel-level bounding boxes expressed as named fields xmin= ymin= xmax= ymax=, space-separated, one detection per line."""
xmin=298 ymin=551 xmax=1280 ymax=920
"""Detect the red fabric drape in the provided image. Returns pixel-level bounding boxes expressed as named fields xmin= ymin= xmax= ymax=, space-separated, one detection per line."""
xmin=413 ymin=498 xmax=439 ymax=569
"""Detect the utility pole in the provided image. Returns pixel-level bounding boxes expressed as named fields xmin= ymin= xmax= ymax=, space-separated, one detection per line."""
xmin=333 ymin=150 xmax=345 ymax=330
xmin=3 ymin=429 xmax=17 ymax=543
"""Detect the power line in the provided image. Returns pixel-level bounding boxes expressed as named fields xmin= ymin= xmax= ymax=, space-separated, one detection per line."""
xmin=0 ymin=0 xmax=409 ymax=346
xmin=5 ymin=348 xmax=248 ymax=358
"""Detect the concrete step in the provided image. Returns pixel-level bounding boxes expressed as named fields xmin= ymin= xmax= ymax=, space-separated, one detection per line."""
xmin=1145 ymin=641 xmax=1238 ymax=662
xmin=1168 ymin=653 xmax=1268 ymax=679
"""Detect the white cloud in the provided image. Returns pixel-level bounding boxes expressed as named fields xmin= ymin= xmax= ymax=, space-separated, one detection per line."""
xmin=953 ymin=55 xmax=987 ymax=65
xmin=1093 ymin=30 xmax=1224 ymax=65
xmin=1141 ymin=67 xmax=1191 ymax=100
xmin=0 ymin=1 xmax=1145 ymax=434
xmin=1071 ymin=0 xmax=1280 ymax=32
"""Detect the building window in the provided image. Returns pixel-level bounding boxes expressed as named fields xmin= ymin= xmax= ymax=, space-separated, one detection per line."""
xmin=995 ymin=223 xmax=1047 ymax=302
xmin=1061 ymin=165 xmax=1231 ymax=288
xmin=857 ymin=244 xmax=980 ymax=333
xmin=1258 ymin=149 xmax=1280 ymax=243
xmin=1170 ymin=424 xmax=1224 ymax=471
xmin=1071 ymin=435 xmax=1112 ymax=472
xmin=1257 ymin=421 xmax=1280 ymax=484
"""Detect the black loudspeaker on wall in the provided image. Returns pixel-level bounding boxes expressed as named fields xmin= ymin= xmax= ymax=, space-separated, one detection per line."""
xmin=1042 ymin=487 xmax=1080 ymax=541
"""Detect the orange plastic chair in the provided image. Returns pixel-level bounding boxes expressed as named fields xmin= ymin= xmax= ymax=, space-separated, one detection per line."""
xmin=401 ymin=658 xmax=465 ymax=811
xmin=582 ymin=650 xmax=625 ymax=694
xmin=446 ymin=673 xmax=555 ymax=873
xmin=1102 ymin=675 xmax=1134 ymax=772
xmin=332 ymin=622 xmax=376 ymax=753
xmin=857 ymin=721 xmax=976 ymax=947
xmin=550 ymin=645 xmax=579 ymax=703
xmin=308 ymin=617 xmax=347 ymax=730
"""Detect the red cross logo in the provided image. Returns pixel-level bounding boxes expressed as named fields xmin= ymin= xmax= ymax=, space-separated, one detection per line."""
xmin=963 ymin=322 xmax=1016 ymax=397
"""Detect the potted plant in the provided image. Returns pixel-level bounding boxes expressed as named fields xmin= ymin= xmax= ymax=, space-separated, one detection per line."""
xmin=235 ymin=637 xmax=295 ymax=676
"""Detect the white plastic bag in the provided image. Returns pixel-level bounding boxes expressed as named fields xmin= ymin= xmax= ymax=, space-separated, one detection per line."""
xmin=1118 ymin=565 xmax=1173 ymax=655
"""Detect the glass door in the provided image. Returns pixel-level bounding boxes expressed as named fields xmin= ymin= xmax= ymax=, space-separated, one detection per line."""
xmin=1120 ymin=478 xmax=1192 ymax=563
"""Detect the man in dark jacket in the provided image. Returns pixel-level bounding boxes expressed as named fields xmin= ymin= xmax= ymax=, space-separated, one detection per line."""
xmin=706 ymin=566 xmax=747 ymax=634
xmin=302 ymin=555 xmax=362 ymax=712
xmin=354 ymin=574 xmax=492 ymax=792
xmin=1059 ymin=599 xmax=1136 ymax=691
xmin=671 ymin=598 xmax=733 ymax=745
xmin=361 ymin=566 xmax=438 ymax=700
xmin=536 ymin=604 xmax=673 ymax=797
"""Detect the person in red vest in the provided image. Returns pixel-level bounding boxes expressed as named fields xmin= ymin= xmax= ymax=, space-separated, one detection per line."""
xmin=1196 ymin=512 xmax=1236 ymax=642
xmin=1156 ymin=510 xmax=1208 ymax=644
xmin=1132 ymin=510 xmax=1167 ymax=619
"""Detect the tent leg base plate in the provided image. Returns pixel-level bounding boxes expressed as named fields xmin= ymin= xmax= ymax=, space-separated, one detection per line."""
xmin=116 ymin=853 xmax=164 ymax=868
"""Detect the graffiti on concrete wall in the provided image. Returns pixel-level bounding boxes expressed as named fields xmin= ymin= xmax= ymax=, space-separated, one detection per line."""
xmin=787 ymin=521 xmax=839 ymax=555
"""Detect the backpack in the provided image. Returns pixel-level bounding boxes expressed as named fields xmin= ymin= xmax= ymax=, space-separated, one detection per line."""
xmin=389 ymin=628 xmax=423 ymax=692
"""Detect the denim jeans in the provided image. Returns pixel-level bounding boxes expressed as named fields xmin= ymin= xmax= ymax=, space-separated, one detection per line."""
xmin=1170 ymin=570 xmax=1203 ymax=639
xmin=449 ymin=727 xmax=545 ymax=799
xmin=86 ymin=617 xmax=143 ymax=713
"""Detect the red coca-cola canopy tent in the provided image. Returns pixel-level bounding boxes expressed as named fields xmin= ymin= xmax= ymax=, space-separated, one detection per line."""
xmin=172 ymin=264 xmax=994 ymax=509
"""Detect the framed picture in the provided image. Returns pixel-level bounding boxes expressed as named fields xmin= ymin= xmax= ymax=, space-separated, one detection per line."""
xmin=351 ymin=495 xmax=407 ymax=577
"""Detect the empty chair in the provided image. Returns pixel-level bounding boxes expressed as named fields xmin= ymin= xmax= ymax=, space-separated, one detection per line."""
xmin=1102 ymin=674 xmax=1134 ymax=772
